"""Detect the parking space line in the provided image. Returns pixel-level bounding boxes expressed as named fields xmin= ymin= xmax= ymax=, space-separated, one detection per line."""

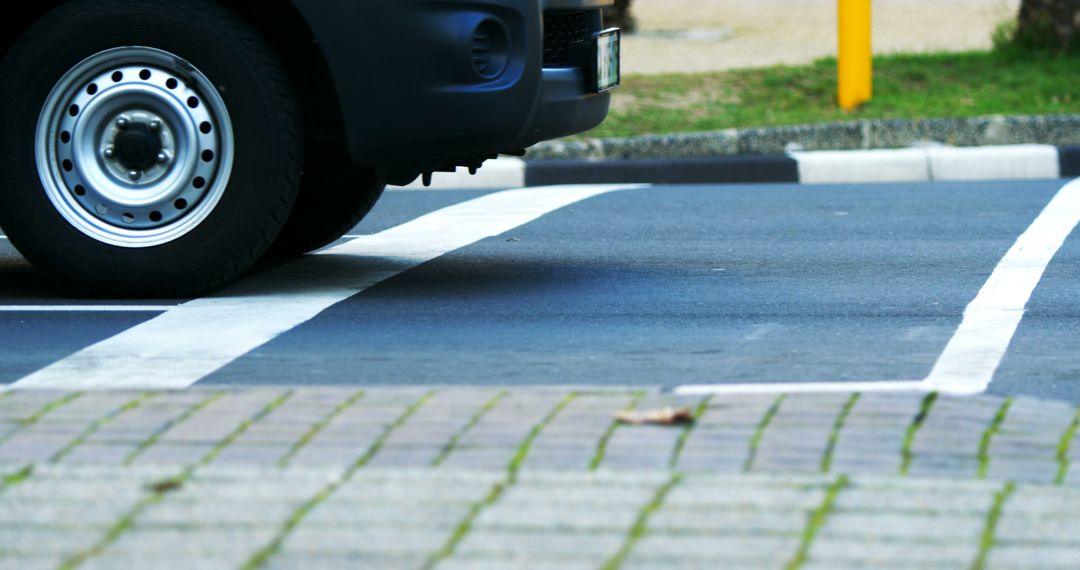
xmin=9 ymin=184 xmax=645 ymax=390
xmin=925 ymin=177 xmax=1080 ymax=394
xmin=678 ymin=178 xmax=1080 ymax=397
xmin=675 ymin=380 xmax=927 ymax=396
xmin=0 ymin=305 xmax=174 ymax=312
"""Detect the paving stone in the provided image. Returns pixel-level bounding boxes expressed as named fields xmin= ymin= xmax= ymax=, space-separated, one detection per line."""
xmin=284 ymin=527 xmax=449 ymax=554
xmin=473 ymin=505 xmax=641 ymax=532
xmin=986 ymin=545 xmax=1080 ymax=569
xmin=455 ymin=529 xmax=625 ymax=558
xmin=649 ymin=508 xmax=806 ymax=534
xmin=264 ymin=552 xmax=430 ymax=570
xmin=630 ymin=534 xmax=800 ymax=562
xmin=819 ymin=512 xmax=986 ymax=542
xmin=807 ymin=539 xmax=979 ymax=566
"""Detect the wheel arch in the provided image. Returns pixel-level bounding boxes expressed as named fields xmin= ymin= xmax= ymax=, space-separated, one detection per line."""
xmin=1 ymin=0 xmax=349 ymax=155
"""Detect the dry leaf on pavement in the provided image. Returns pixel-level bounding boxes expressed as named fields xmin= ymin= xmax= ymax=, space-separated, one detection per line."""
xmin=616 ymin=407 xmax=695 ymax=425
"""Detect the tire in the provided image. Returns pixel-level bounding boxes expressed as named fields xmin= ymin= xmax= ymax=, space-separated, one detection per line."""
xmin=270 ymin=141 xmax=386 ymax=256
xmin=0 ymin=0 xmax=302 ymax=297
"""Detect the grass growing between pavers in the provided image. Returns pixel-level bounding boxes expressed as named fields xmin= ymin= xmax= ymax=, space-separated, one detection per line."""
xmin=507 ymin=392 xmax=577 ymax=483
xmin=123 ymin=390 xmax=225 ymax=466
xmin=977 ymin=398 xmax=1014 ymax=479
xmin=49 ymin=392 xmax=154 ymax=463
xmin=277 ymin=389 xmax=366 ymax=468
xmin=61 ymin=391 xmax=296 ymax=570
xmin=0 ymin=392 xmax=83 ymax=447
xmin=590 ymin=391 xmax=646 ymax=471
xmin=899 ymin=392 xmax=938 ymax=476
xmin=668 ymin=395 xmax=712 ymax=469
xmin=1054 ymin=405 xmax=1080 ymax=484
xmin=432 ymin=390 xmax=508 ymax=468
xmin=0 ymin=464 xmax=33 ymax=492
xmin=821 ymin=393 xmax=860 ymax=474
xmin=972 ymin=481 xmax=1017 ymax=570
xmin=422 ymin=480 xmax=509 ymax=570
xmin=584 ymin=49 xmax=1080 ymax=139
xmin=743 ymin=394 xmax=785 ymax=472
xmin=785 ymin=474 xmax=850 ymax=570
xmin=240 ymin=391 xmax=435 ymax=570
xmin=599 ymin=473 xmax=683 ymax=570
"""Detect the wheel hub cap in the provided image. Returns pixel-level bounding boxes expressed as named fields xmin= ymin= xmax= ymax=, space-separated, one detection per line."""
xmin=35 ymin=46 xmax=234 ymax=247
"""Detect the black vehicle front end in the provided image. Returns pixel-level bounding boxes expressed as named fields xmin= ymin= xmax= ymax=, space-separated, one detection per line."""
xmin=290 ymin=0 xmax=616 ymax=185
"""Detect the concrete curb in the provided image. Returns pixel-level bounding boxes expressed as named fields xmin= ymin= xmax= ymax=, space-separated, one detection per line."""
xmin=396 ymin=144 xmax=1080 ymax=189
xmin=528 ymin=114 xmax=1080 ymax=161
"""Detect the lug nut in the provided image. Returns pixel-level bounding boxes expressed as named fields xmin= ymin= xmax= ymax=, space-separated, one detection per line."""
xmin=116 ymin=117 xmax=130 ymax=129
xmin=148 ymin=120 xmax=161 ymax=132
xmin=156 ymin=152 xmax=168 ymax=164
xmin=104 ymin=147 xmax=115 ymax=159
xmin=128 ymin=170 xmax=141 ymax=181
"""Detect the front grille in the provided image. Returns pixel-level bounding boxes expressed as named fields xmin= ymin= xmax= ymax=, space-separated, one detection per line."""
xmin=543 ymin=10 xmax=592 ymax=67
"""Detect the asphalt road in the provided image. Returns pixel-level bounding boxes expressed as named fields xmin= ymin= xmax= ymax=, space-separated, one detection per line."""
xmin=1 ymin=179 xmax=1077 ymax=400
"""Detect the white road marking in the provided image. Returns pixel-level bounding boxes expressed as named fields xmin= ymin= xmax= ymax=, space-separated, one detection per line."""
xmin=0 ymin=305 xmax=173 ymax=312
xmin=925 ymin=177 xmax=1080 ymax=394
xmin=675 ymin=380 xmax=927 ymax=396
xmin=10 ymin=184 xmax=644 ymax=390
xmin=677 ymin=178 xmax=1080 ymax=397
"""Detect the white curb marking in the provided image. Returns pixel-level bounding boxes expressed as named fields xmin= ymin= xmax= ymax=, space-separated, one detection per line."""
xmin=793 ymin=144 xmax=1060 ymax=185
xmin=678 ymin=177 xmax=1080 ymax=397
xmin=10 ymin=184 xmax=644 ymax=390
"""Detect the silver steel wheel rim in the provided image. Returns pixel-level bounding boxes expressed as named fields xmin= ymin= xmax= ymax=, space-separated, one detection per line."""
xmin=35 ymin=46 xmax=234 ymax=248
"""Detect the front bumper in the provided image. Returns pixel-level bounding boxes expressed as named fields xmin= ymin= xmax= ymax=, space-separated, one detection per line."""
xmin=291 ymin=0 xmax=613 ymax=185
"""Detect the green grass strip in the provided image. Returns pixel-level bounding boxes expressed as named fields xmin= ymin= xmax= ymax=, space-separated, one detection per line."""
xmin=821 ymin=393 xmax=861 ymax=473
xmin=785 ymin=474 xmax=850 ymax=570
xmin=600 ymin=472 xmax=684 ymax=570
xmin=62 ymin=391 xmax=295 ymax=570
xmin=422 ymin=479 xmax=509 ymax=570
xmin=978 ymin=398 xmax=1014 ymax=479
xmin=507 ymin=393 xmax=577 ymax=482
xmin=240 ymin=391 xmax=435 ymax=570
xmin=432 ymin=390 xmax=508 ymax=467
xmin=1054 ymin=406 xmax=1080 ymax=485
xmin=50 ymin=393 xmax=154 ymax=463
xmin=590 ymin=391 xmax=646 ymax=471
xmin=972 ymin=481 xmax=1016 ymax=570
xmin=899 ymin=392 xmax=938 ymax=475
xmin=277 ymin=389 xmax=365 ymax=468
xmin=743 ymin=394 xmax=786 ymax=472
xmin=669 ymin=395 xmax=713 ymax=469
xmin=123 ymin=390 xmax=225 ymax=466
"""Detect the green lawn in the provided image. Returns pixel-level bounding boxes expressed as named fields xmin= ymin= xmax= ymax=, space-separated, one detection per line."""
xmin=586 ymin=49 xmax=1080 ymax=139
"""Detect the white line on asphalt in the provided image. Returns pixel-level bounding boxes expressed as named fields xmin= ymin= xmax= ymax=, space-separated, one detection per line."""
xmin=674 ymin=380 xmax=927 ymax=396
xmin=924 ymin=177 xmax=1080 ymax=394
xmin=0 ymin=305 xmax=174 ymax=312
xmin=677 ymin=177 xmax=1080 ymax=397
xmin=10 ymin=184 xmax=645 ymax=390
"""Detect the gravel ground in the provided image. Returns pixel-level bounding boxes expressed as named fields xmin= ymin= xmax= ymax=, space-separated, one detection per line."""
xmin=623 ymin=0 xmax=1021 ymax=74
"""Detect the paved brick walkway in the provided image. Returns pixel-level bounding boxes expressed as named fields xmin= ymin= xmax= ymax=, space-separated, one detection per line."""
xmin=1 ymin=387 xmax=1079 ymax=568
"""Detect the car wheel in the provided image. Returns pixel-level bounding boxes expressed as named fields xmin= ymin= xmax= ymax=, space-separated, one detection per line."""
xmin=0 ymin=0 xmax=301 ymax=297
xmin=270 ymin=142 xmax=385 ymax=256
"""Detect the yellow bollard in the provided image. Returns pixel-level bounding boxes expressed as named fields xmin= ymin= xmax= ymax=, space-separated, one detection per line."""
xmin=838 ymin=0 xmax=872 ymax=110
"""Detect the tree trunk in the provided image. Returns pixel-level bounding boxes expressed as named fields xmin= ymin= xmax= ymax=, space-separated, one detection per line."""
xmin=1017 ymin=0 xmax=1080 ymax=51
xmin=603 ymin=0 xmax=637 ymax=34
